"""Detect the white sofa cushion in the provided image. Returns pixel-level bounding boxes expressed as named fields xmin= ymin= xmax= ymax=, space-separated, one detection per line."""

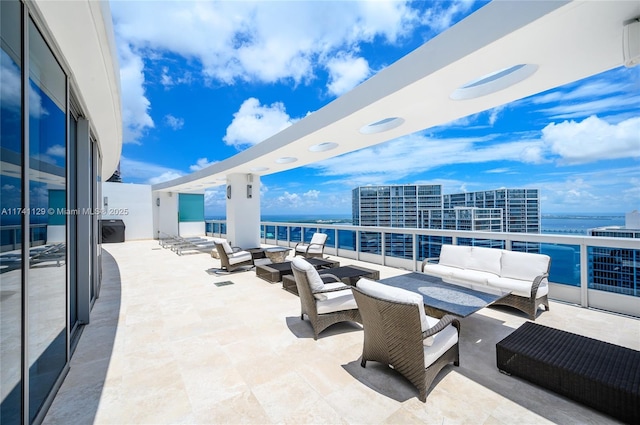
xmin=316 ymin=289 xmax=358 ymax=314
xmin=487 ymin=276 xmax=549 ymax=298
xmin=356 ymin=278 xmax=429 ymax=334
xmin=438 ymin=245 xmax=471 ymax=269
xmin=227 ymin=251 xmax=251 ymax=265
xmin=310 ymin=233 xmax=327 ymax=245
xmin=448 ymin=269 xmax=497 ymax=285
xmin=314 ymin=281 xmax=349 ymax=301
xmin=422 ymin=263 xmax=455 ymax=279
xmin=295 ymin=244 xmax=323 ymax=254
xmin=501 ymin=251 xmax=550 ymax=281
xmin=292 ymin=257 xmax=324 ymax=293
xmin=467 ymin=247 xmax=503 ymax=275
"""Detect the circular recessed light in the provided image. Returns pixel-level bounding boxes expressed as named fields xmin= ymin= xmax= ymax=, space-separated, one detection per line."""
xmin=275 ymin=157 xmax=297 ymax=164
xmin=359 ymin=117 xmax=405 ymax=134
xmin=250 ymin=166 xmax=270 ymax=172
xmin=309 ymin=142 xmax=338 ymax=152
xmin=450 ymin=64 xmax=538 ymax=100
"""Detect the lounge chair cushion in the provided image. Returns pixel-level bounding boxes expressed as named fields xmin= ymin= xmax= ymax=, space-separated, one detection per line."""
xmin=438 ymin=245 xmax=471 ymax=269
xmin=501 ymin=251 xmax=550 ymax=281
xmin=421 ymin=264 xmax=455 ymax=279
xmin=213 ymin=238 xmax=233 ymax=254
xmin=295 ymin=244 xmax=323 ymax=254
xmin=356 ymin=278 xmax=429 ymax=333
xmin=314 ymin=281 xmax=349 ymax=301
xmin=316 ymin=289 xmax=358 ymax=314
xmin=227 ymin=251 xmax=252 ymax=265
xmin=310 ymin=233 xmax=328 ymax=245
xmin=446 ymin=269 xmax=496 ymax=285
xmin=292 ymin=257 xmax=325 ymax=293
xmin=423 ymin=321 xmax=458 ymax=368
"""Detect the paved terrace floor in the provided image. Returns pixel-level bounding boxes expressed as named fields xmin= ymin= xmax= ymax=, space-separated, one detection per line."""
xmin=44 ymin=240 xmax=640 ymax=425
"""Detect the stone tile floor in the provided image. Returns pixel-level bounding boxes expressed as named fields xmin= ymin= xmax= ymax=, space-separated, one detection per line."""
xmin=43 ymin=240 xmax=640 ymax=424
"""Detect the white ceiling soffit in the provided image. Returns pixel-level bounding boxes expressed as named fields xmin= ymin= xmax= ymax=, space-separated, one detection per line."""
xmin=153 ymin=0 xmax=640 ymax=193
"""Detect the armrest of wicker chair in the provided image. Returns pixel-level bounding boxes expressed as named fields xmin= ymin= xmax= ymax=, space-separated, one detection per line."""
xmin=422 ymin=314 xmax=460 ymax=339
xmin=421 ymin=257 xmax=440 ymax=272
xmin=530 ymin=272 xmax=549 ymax=299
xmin=319 ymin=273 xmax=340 ymax=283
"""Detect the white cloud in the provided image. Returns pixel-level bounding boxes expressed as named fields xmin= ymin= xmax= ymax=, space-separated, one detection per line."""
xmin=118 ymin=41 xmax=154 ymax=144
xmin=541 ymin=115 xmax=640 ymax=164
xmin=165 ymin=114 xmax=184 ymax=130
xmin=303 ymin=190 xmax=320 ymax=199
xmin=110 ymin=1 xmax=422 ymax=86
xmin=223 ymin=98 xmax=295 ymax=148
xmin=119 ymin=156 xmax=183 ymax=184
xmin=189 ymin=158 xmax=216 ymax=171
xmin=46 ymin=145 xmax=65 ymax=157
xmin=326 ymin=54 xmax=371 ymax=96
xmin=420 ymin=0 xmax=475 ymax=31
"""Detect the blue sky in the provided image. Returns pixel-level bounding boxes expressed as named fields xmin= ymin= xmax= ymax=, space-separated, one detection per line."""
xmin=110 ymin=1 xmax=640 ymax=217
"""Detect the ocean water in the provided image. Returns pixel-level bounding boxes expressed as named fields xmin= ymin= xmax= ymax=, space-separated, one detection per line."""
xmin=207 ymin=213 xmax=626 ymax=235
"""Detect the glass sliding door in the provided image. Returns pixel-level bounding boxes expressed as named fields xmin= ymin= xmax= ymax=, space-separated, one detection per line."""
xmin=0 ymin=1 xmax=23 ymax=423
xmin=27 ymin=17 xmax=67 ymax=422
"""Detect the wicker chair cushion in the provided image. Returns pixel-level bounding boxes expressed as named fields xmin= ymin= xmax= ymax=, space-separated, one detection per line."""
xmin=467 ymin=247 xmax=503 ymax=275
xmin=295 ymin=244 xmax=323 ymax=254
xmin=314 ymin=281 xmax=349 ymax=301
xmin=316 ymin=292 xmax=358 ymax=314
xmin=356 ymin=278 xmax=429 ymax=333
xmin=292 ymin=257 xmax=324 ymax=293
xmin=213 ymin=238 xmax=233 ymax=254
xmin=227 ymin=251 xmax=252 ymax=265
xmin=310 ymin=233 xmax=328 ymax=245
xmin=487 ymin=276 xmax=549 ymax=298
xmin=446 ymin=269 xmax=496 ymax=285
xmin=438 ymin=245 xmax=471 ymax=269
xmin=423 ymin=323 xmax=458 ymax=368
xmin=421 ymin=264 xmax=455 ymax=279
xmin=501 ymin=251 xmax=550 ymax=281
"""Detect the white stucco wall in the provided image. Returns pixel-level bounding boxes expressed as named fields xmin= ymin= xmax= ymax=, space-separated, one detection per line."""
xmin=102 ymin=182 xmax=153 ymax=240
xmin=154 ymin=191 xmax=179 ymax=239
xmin=179 ymin=222 xmax=205 ymax=237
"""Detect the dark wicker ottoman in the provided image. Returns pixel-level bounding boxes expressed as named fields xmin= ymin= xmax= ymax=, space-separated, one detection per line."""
xmin=496 ymin=322 xmax=640 ymax=424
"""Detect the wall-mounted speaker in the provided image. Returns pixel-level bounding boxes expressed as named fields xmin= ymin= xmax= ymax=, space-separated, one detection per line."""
xmin=623 ymin=19 xmax=640 ymax=68
xmin=226 ymin=185 xmax=231 ymax=199
xmin=247 ymin=184 xmax=252 ymax=198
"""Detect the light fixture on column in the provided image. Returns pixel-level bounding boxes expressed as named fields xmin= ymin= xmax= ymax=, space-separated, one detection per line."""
xmin=226 ymin=185 xmax=231 ymax=199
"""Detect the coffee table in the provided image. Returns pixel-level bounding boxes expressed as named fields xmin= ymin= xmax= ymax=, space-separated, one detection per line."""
xmin=282 ymin=265 xmax=379 ymax=295
xmin=378 ymin=272 xmax=511 ymax=318
xmin=256 ymin=257 xmax=340 ymax=283
xmin=264 ymin=247 xmax=291 ymax=263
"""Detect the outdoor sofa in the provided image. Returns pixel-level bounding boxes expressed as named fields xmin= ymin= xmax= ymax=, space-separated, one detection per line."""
xmin=421 ymin=245 xmax=551 ymax=320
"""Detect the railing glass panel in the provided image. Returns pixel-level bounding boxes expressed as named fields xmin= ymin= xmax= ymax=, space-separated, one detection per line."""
xmin=338 ymin=229 xmax=355 ymax=251
xmin=588 ymin=246 xmax=639 ymax=297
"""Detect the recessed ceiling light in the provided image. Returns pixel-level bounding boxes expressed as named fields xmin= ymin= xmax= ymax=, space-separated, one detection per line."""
xmin=309 ymin=142 xmax=338 ymax=152
xmin=250 ymin=166 xmax=270 ymax=172
xmin=359 ymin=117 xmax=405 ymax=134
xmin=450 ymin=64 xmax=538 ymax=100
xmin=275 ymin=157 xmax=297 ymax=164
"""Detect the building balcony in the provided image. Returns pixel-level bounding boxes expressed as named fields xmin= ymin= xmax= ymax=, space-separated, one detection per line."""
xmin=43 ymin=233 xmax=639 ymax=424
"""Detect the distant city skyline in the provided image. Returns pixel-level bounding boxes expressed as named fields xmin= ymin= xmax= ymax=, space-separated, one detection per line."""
xmin=111 ymin=1 xmax=640 ymax=216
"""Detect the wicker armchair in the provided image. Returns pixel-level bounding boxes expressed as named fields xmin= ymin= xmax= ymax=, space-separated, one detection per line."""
xmin=351 ymin=278 xmax=460 ymax=402
xmin=213 ymin=238 xmax=254 ymax=272
xmin=294 ymin=232 xmax=328 ymax=258
xmin=291 ymin=257 xmax=362 ymax=340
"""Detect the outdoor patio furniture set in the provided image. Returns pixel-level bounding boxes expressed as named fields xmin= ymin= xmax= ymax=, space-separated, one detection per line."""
xmin=207 ymin=237 xmax=639 ymax=418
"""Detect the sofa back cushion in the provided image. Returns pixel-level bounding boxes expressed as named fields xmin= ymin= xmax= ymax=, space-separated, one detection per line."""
xmin=466 ymin=247 xmax=503 ymax=275
xmin=356 ymin=278 xmax=429 ymax=333
xmin=501 ymin=251 xmax=550 ymax=281
xmin=439 ymin=245 xmax=471 ymax=269
xmin=292 ymin=257 xmax=324 ymax=292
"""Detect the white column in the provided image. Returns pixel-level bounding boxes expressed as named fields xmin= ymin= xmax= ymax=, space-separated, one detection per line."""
xmin=226 ymin=173 xmax=260 ymax=248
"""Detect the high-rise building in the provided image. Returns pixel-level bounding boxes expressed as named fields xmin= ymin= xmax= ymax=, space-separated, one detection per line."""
xmin=353 ymin=185 xmax=540 ymax=234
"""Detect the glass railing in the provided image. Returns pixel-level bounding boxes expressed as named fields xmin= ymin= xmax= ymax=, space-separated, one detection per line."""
xmin=1 ymin=224 xmax=48 ymax=253
xmin=206 ymin=220 xmax=639 ymax=315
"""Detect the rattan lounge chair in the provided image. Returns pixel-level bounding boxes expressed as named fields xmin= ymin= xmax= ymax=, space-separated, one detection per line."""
xmin=351 ymin=278 xmax=460 ymax=402
xmin=213 ymin=238 xmax=254 ymax=272
xmin=294 ymin=232 xmax=327 ymax=258
xmin=291 ymin=257 xmax=362 ymax=339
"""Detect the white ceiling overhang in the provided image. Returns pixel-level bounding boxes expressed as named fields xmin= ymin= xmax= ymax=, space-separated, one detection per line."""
xmin=153 ymin=0 xmax=640 ymax=193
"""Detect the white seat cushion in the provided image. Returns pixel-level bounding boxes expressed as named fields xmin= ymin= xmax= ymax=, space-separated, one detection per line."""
xmin=292 ymin=257 xmax=324 ymax=292
xmin=467 ymin=247 xmax=503 ymax=275
xmin=316 ymin=289 xmax=358 ymax=314
xmin=356 ymin=278 xmax=429 ymax=333
xmin=423 ymin=323 xmax=458 ymax=368
xmin=422 ymin=264 xmax=455 ymax=279
xmin=439 ymin=245 xmax=471 ymax=269
xmin=314 ymin=281 xmax=349 ymax=301
xmin=448 ymin=269 xmax=496 ymax=285
xmin=227 ymin=251 xmax=251 ymax=265
xmin=487 ymin=276 xmax=549 ymax=298
xmin=310 ymin=233 xmax=328 ymax=245
xmin=501 ymin=251 xmax=550 ymax=281
xmin=295 ymin=244 xmax=324 ymax=254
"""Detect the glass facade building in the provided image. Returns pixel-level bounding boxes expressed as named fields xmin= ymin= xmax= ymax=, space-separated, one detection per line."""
xmin=0 ymin=1 xmax=120 ymax=423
